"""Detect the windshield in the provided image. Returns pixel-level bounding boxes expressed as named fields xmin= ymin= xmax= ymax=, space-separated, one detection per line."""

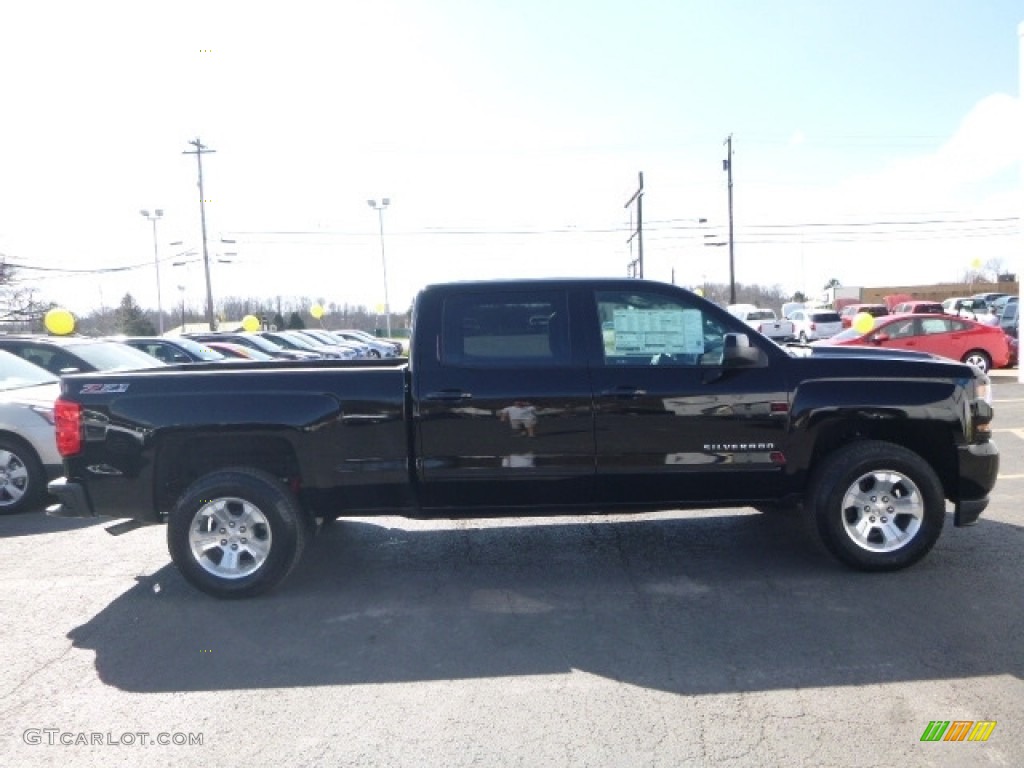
xmin=0 ymin=350 xmax=60 ymax=390
xmin=829 ymin=328 xmax=867 ymax=342
xmin=172 ymin=337 xmax=227 ymax=361
xmin=66 ymin=341 xmax=166 ymax=371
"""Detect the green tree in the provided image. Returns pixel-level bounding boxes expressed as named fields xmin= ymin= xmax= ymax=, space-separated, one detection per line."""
xmin=115 ymin=293 xmax=156 ymax=335
xmin=286 ymin=311 xmax=305 ymax=329
xmin=824 ymin=278 xmax=841 ymax=290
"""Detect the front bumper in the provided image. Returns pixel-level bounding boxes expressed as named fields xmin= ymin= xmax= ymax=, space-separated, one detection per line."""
xmin=954 ymin=440 xmax=999 ymax=527
xmin=46 ymin=477 xmax=96 ymax=519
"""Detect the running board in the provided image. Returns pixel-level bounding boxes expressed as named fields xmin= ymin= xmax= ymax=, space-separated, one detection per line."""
xmin=105 ymin=520 xmax=150 ymax=536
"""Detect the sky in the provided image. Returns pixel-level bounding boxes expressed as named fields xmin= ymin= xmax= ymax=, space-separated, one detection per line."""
xmin=1 ymin=0 xmax=1022 ymax=323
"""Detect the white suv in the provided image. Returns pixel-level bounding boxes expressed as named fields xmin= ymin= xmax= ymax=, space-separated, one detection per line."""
xmin=789 ymin=309 xmax=843 ymax=342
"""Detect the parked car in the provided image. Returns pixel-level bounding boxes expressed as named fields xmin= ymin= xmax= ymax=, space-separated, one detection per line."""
xmin=780 ymin=302 xmax=805 ymax=319
xmin=327 ymin=330 xmax=398 ymax=358
xmin=891 ymin=301 xmax=945 ymax=315
xmin=838 ymin=303 xmax=889 ymax=328
xmin=725 ymin=306 xmax=794 ymax=342
xmin=114 ymin=336 xmax=228 ymax=364
xmin=990 ymin=294 xmax=1016 ymax=318
xmin=202 ymin=341 xmax=275 ymax=360
xmin=0 ymin=350 xmax=62 ymax=513
xmin=815 ymin=313 xmax=1010 ymax=372
xmin=293 ymin=329 xmax=370 ymax=358
xmin=0 ymin=335 xmax=165 ymax=376
xmin=970 ymin=292 xmax=1009 ymax=307
xmin=788 ymin=308 xmax=843 ymax=342
xmin=336 ymin=328 xmax=404 ymax=356
xmin=256 ymin=330 xmax=356 ymax=359
xmin=998 ymin=297 xmax=1018 ymax=332
xmin=185 ymin=332 xmax=320 ymax=360
xmin=942 ymin=296 xmax=990 ymax=320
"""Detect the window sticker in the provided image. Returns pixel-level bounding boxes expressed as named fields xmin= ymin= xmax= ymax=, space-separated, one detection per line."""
xmin=610 ymin=309 xmax=705 ymax=357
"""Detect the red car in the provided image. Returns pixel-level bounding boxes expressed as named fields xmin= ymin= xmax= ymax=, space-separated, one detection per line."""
xmin=815 ymin=313 xmax=1010 ymax=373
xmin=838 ymin=303 xmax=889 ymax=328
xmin=889 ymin=300 xmax=945 ymax=315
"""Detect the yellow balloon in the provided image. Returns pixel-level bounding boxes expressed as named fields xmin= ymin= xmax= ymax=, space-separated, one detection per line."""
xmin=852 ymin=312 xmax=875 ymax=334
xmin=310 ymin=304 xmax=324 ymax=319
xmin=241 ymin=314 xmax=261 ymax=332
xmin=970 ymin=257 xmax=982 ymax=269
xmin=44 ymin=308 xmax=75 ymax=335
xmin=694 ymin=288 xmax=704 ymax=297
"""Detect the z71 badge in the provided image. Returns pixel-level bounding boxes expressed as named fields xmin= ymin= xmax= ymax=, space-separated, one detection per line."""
xmin=79 ymin=383 xmax=131 ymax=394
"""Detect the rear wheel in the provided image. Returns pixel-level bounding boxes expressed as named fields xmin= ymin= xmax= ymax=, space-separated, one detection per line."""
xmin=805 ymin=440 xmax=945 ymax=571
xmin=0 ymin=437 xmax=45 ymax=514
xmin=167 ymin=468 xmax=308 ymax=598
xmin=961 ymin=349 xmax=991 ymax=373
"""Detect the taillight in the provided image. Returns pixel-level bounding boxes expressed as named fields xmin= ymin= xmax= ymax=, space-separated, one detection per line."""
xmin=55 ymin=399 xmax=82 ymax=456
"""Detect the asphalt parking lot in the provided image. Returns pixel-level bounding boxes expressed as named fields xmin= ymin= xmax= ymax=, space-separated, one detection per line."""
xmin=1 ymin=375 xmax=1021 ymax=767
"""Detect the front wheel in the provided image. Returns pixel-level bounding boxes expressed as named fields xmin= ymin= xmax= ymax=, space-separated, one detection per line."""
xmin=167 ymin=468 xmax=308 ymax=598
xmin=961 ymin=349 xmax=991 ymax=373
xmin=805 ymin=440 xmax=945 ymax=571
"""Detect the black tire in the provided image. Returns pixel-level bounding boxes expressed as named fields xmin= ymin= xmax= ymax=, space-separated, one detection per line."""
xmin=805 ymin=440 xmax=945 ymax=571
xmin=0 ymin=436 xmax=46 ymax=515
xmin=368 ymin=349 xmax=381 ymax=359
xmin=167 ymin=468 xmax=308 ymax=598
xmin=961 ymin=349 xmax=991 ymax=373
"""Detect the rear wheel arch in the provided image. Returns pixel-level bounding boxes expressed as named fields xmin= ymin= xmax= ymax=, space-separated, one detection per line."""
xmin=155 ymin=433 xmax=303 ymax=515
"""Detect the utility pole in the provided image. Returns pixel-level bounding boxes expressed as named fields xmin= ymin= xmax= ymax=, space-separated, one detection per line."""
xmin=724 ymin=135 xmax=736 ymax=304
xmin=183 ymin=137 xmax=217 ymax=330
xmin=624 ymin=171 xmax=644 ymax=277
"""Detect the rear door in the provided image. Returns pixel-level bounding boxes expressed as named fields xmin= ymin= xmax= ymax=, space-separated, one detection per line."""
xmin=414 ymin=287 xmax=595 ymax=510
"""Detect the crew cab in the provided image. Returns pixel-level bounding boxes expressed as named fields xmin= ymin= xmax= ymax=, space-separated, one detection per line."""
xmin=47 ymin=279 xmax=998 ymax=598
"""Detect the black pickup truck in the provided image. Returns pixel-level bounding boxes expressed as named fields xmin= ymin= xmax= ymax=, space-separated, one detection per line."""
xmin=47 ymin=278 xmax=999 ymax=597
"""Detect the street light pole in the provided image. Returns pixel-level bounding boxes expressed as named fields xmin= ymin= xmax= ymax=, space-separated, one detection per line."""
xmin=140 ymin=209 xmax=165 ymax=333
xmin=367 ymin=198 xmax=392 ymax=337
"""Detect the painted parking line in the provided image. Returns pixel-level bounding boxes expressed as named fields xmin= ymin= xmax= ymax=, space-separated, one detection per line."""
xmin=998 ymin=474 xmax=1024 ymax=480
xmin=991 ymin=429 xmax=1024 ymax=440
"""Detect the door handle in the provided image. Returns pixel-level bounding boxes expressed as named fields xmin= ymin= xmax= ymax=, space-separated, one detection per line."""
xmin=425 ymin=390 xmax=473 ymax=401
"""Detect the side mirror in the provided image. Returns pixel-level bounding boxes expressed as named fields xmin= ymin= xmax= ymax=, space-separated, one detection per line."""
xmin=722 ymin=332 xmax=764 ymax=367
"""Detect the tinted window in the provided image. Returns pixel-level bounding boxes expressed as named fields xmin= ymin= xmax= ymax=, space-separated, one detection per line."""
xmin=442 ymin=291 xmax=570 ymax=367
xmin=810 ymin=312 xmax=841 ymax=322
